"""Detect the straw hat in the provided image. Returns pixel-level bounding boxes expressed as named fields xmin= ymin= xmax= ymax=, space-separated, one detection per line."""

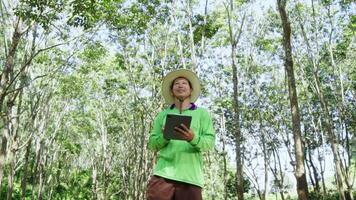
xmin=162 ymin=69 xmax=201 ymax=104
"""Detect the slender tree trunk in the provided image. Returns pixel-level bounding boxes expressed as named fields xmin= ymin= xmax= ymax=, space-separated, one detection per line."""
xmin=305 ymin=101 xmax=322 ymax=194
xmin=169 ymin=4 xmax=186 ymax=68
xmin=22 ymin=138 xmax=32 ymax=200
xmin=305 ymin=140 xmax=320 ymax=192
xmin=0 ymin=18 xmax=22 ymax=190
xmin=314 ymin=73 xmax=349 ymax=200
xmin=6 ymin=143 xmax=16 ymax=200
xmin=225 ymin=0 xmax=246 ymax=198
xmin=231 ymin=41 xmax=244 ymax=200
xmin=37 ymin=161 xmax=44 ymax=200
xmin=221 ymin=112 xmax=229 ymax=200
xmin=31 ymin=108 xmax=48 ymax=200
xmin=187 ymin=0 xmax=197 ymax=68
xmin=231 ymin=28 xmax=244 ymax=200
xmin=31 ymin=139 xmax=43 ymax=200
xmin=277 ymin=1 xmax=309 ymax=199
xmin=270 ymin=148 xmax=285 ymax=200
xmin=262 ymin=133 xmax=269 ymax=200
xmin=6 ymin=98 xmax=20 ymax=200
xmin=0 ymin=18 xmax=22 ymax=111
xmin=137 ymin=114 xmax=147 ymax=200
xmin=199 ymin=0 xmax=209 ymax=55
xmin=98 ymin=111 xmax=109 ymax=200
xmin=7 ymin=55 xmax=29 ymax=199
xmin=0 ymin=123 xmax=9 ymax=192
xmin=92 ymin=161 xmax=98 ymax=200
xmin=326 ymin=6 xmax=353 ymax=199
xmin=315 ymin=117 xmax=327 ymax=196
xmin=256 ymin=90 xmax=269 ymax=200
xmin=299 ymin=57 xmax=329 ymax=197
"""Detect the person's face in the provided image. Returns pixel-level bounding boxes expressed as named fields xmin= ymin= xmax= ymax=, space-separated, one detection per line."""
xmin=171 ymin=77 xmax=192 ymax=100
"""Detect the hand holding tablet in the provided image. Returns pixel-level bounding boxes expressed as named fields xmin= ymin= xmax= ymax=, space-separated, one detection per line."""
xmin=163 ymin=114 xmax=192 ymax=140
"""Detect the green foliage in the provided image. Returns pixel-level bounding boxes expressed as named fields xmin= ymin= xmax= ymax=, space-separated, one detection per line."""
xmin=192 ymin=14 xmax=221 ymax=44
xmin=102 ymin=0 xmax=165 ymax=33
xmin=103 ymin=77 xmax=128 ymax=96
xmin=114 ymin=53 xmax=126 ymax=69
xmin=308 ymin=190 xmax=341 ymax=200
xmin=265 ymin=8 xmax=282 ymax=31
xmin=234 ymin=0 xmax=251 ymax=6
xmin=67 ymin=0 xmax=104 ymax=29
xmin=58 ymin=75 xmax=85 ymax=99
xmin=255 ymin=37 xmax=279 ymax=53
xmin=225 ymin=170 xmax=251 ymax=198
xmin=320 ymin=0 xmax=332 ymax=6
xmin=81 ymin=42 xmax=108 ymax=63
xmin=15 ymin=0 xmax=64 ymax=29
xmin=15 ymin=0 xmax=162 ymax=33
xmin=334 ymin=15 xmax=355 ymax=60
xmin=50 ymin=170 xmax=92 ymax=200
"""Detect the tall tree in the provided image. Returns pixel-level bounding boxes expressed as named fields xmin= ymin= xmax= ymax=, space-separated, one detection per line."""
xmin=225 ymin=0 xmax=246 ymax=198
xmin=276 ymin=0 xmax=309 ymax=199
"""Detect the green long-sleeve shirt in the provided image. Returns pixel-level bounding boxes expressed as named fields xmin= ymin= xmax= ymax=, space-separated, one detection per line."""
xmin=148 ymin=106 xmax=215 ymax=187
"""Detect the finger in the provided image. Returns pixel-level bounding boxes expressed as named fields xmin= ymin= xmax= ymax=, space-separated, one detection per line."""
xmin=174 ymin=126 xmax=186 ymax=135
xmin=180 ymin=124 xmax=190 ymax=131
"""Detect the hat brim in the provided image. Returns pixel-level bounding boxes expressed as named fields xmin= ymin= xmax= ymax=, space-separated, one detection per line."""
xmin=162 ymin=69 xmax=201 ymax=104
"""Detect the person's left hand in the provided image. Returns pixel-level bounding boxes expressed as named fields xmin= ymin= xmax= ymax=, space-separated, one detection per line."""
xmin=174 ymin=124 xmax=194 ymax=142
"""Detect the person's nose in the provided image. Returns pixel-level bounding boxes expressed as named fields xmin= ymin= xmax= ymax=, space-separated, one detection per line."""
xmin=177 ymin=83 xmax=184 ymax=88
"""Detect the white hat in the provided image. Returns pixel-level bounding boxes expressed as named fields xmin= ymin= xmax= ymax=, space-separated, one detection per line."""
xmin=162 ymin=69 xmax=201 ymax=104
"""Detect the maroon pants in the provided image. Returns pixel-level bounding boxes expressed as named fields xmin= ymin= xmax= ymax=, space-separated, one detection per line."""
xmin=146 ymin=176 xmax=202 ymax=200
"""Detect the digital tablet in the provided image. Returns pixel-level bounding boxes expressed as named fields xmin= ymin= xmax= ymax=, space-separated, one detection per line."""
xmin=163 ymin=114 xmax=192 ymax=140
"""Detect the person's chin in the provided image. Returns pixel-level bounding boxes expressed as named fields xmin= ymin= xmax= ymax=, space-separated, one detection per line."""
xmin=175 ymin=95 xmax=186 ymax=100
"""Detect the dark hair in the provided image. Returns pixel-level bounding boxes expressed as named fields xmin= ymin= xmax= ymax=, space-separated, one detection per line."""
xmin=170 ymin=77 xmax=193 ymax=90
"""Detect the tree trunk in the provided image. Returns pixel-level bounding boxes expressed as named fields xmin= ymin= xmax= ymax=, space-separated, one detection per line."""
xmin=225 ymin=0 xmax=246 ymax=198
xmin=30 ymin=147 xmax=38 ymax=200
xmin=199 ymin=0 xmax=209 ymax=55
xmin=37 ymin=162 xmax=44 ymax=200
xmin=0 ymin=18 xmax=23 ymax=190
xmin=22 ymin=139 xmax=32 ymax=200
xmin=316 ymin=118 xmax=327 ymax=196
xmin=31 ymin=139 xmax=43 ymax=200
xmin=262 ymin=133 xmax=268 ymax=200
xmin=256 ymin=89 xmax=269 ymax=200
xmin=0 ymin=19 xmax=22 ymax=112
xmin=92 ymin=161 xmax=98 ymax=200
xmin=305 ymin=140 xmax=320 ymax=192
xmin=326 ymin=6 xmax=353 ymax=199
xmin=277 ymin=1 xmax=309 ymax=199
xmin=0 ymin=124 xmax=9 ymax=191
xmin=6 ymin=98 xmax=20 ymax=200
xmin=313 ymin=71 xmax=349 ymax=200
xmin=137 ymin=114 xmax=147 ymax=200
xmin=6 ymin=143 xmax=17 ymax=200
xmin=270 ymin=148 xmax=285 ymax=200
xmin=221 ymin=111 xmax=229 ymax=200
xmin=98 ymin=111 xmax=110 ymax=200
xmin=187 ymin=1 xmax=197 ymax=68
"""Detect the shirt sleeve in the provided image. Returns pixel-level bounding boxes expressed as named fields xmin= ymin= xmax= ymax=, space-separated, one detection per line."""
xmin=189 ymin=109 xmax=215 ymax=152
xmin=148 ymin=111 xmax=169 ymax=151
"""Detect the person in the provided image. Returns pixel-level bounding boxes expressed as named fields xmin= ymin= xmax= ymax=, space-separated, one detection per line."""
xmin=146 ymin=69 xmax=216 ymax=200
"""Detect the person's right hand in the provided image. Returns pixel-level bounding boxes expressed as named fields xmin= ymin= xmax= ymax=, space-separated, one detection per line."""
xmin=174 ymin=124 xmax=194 ymax=142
